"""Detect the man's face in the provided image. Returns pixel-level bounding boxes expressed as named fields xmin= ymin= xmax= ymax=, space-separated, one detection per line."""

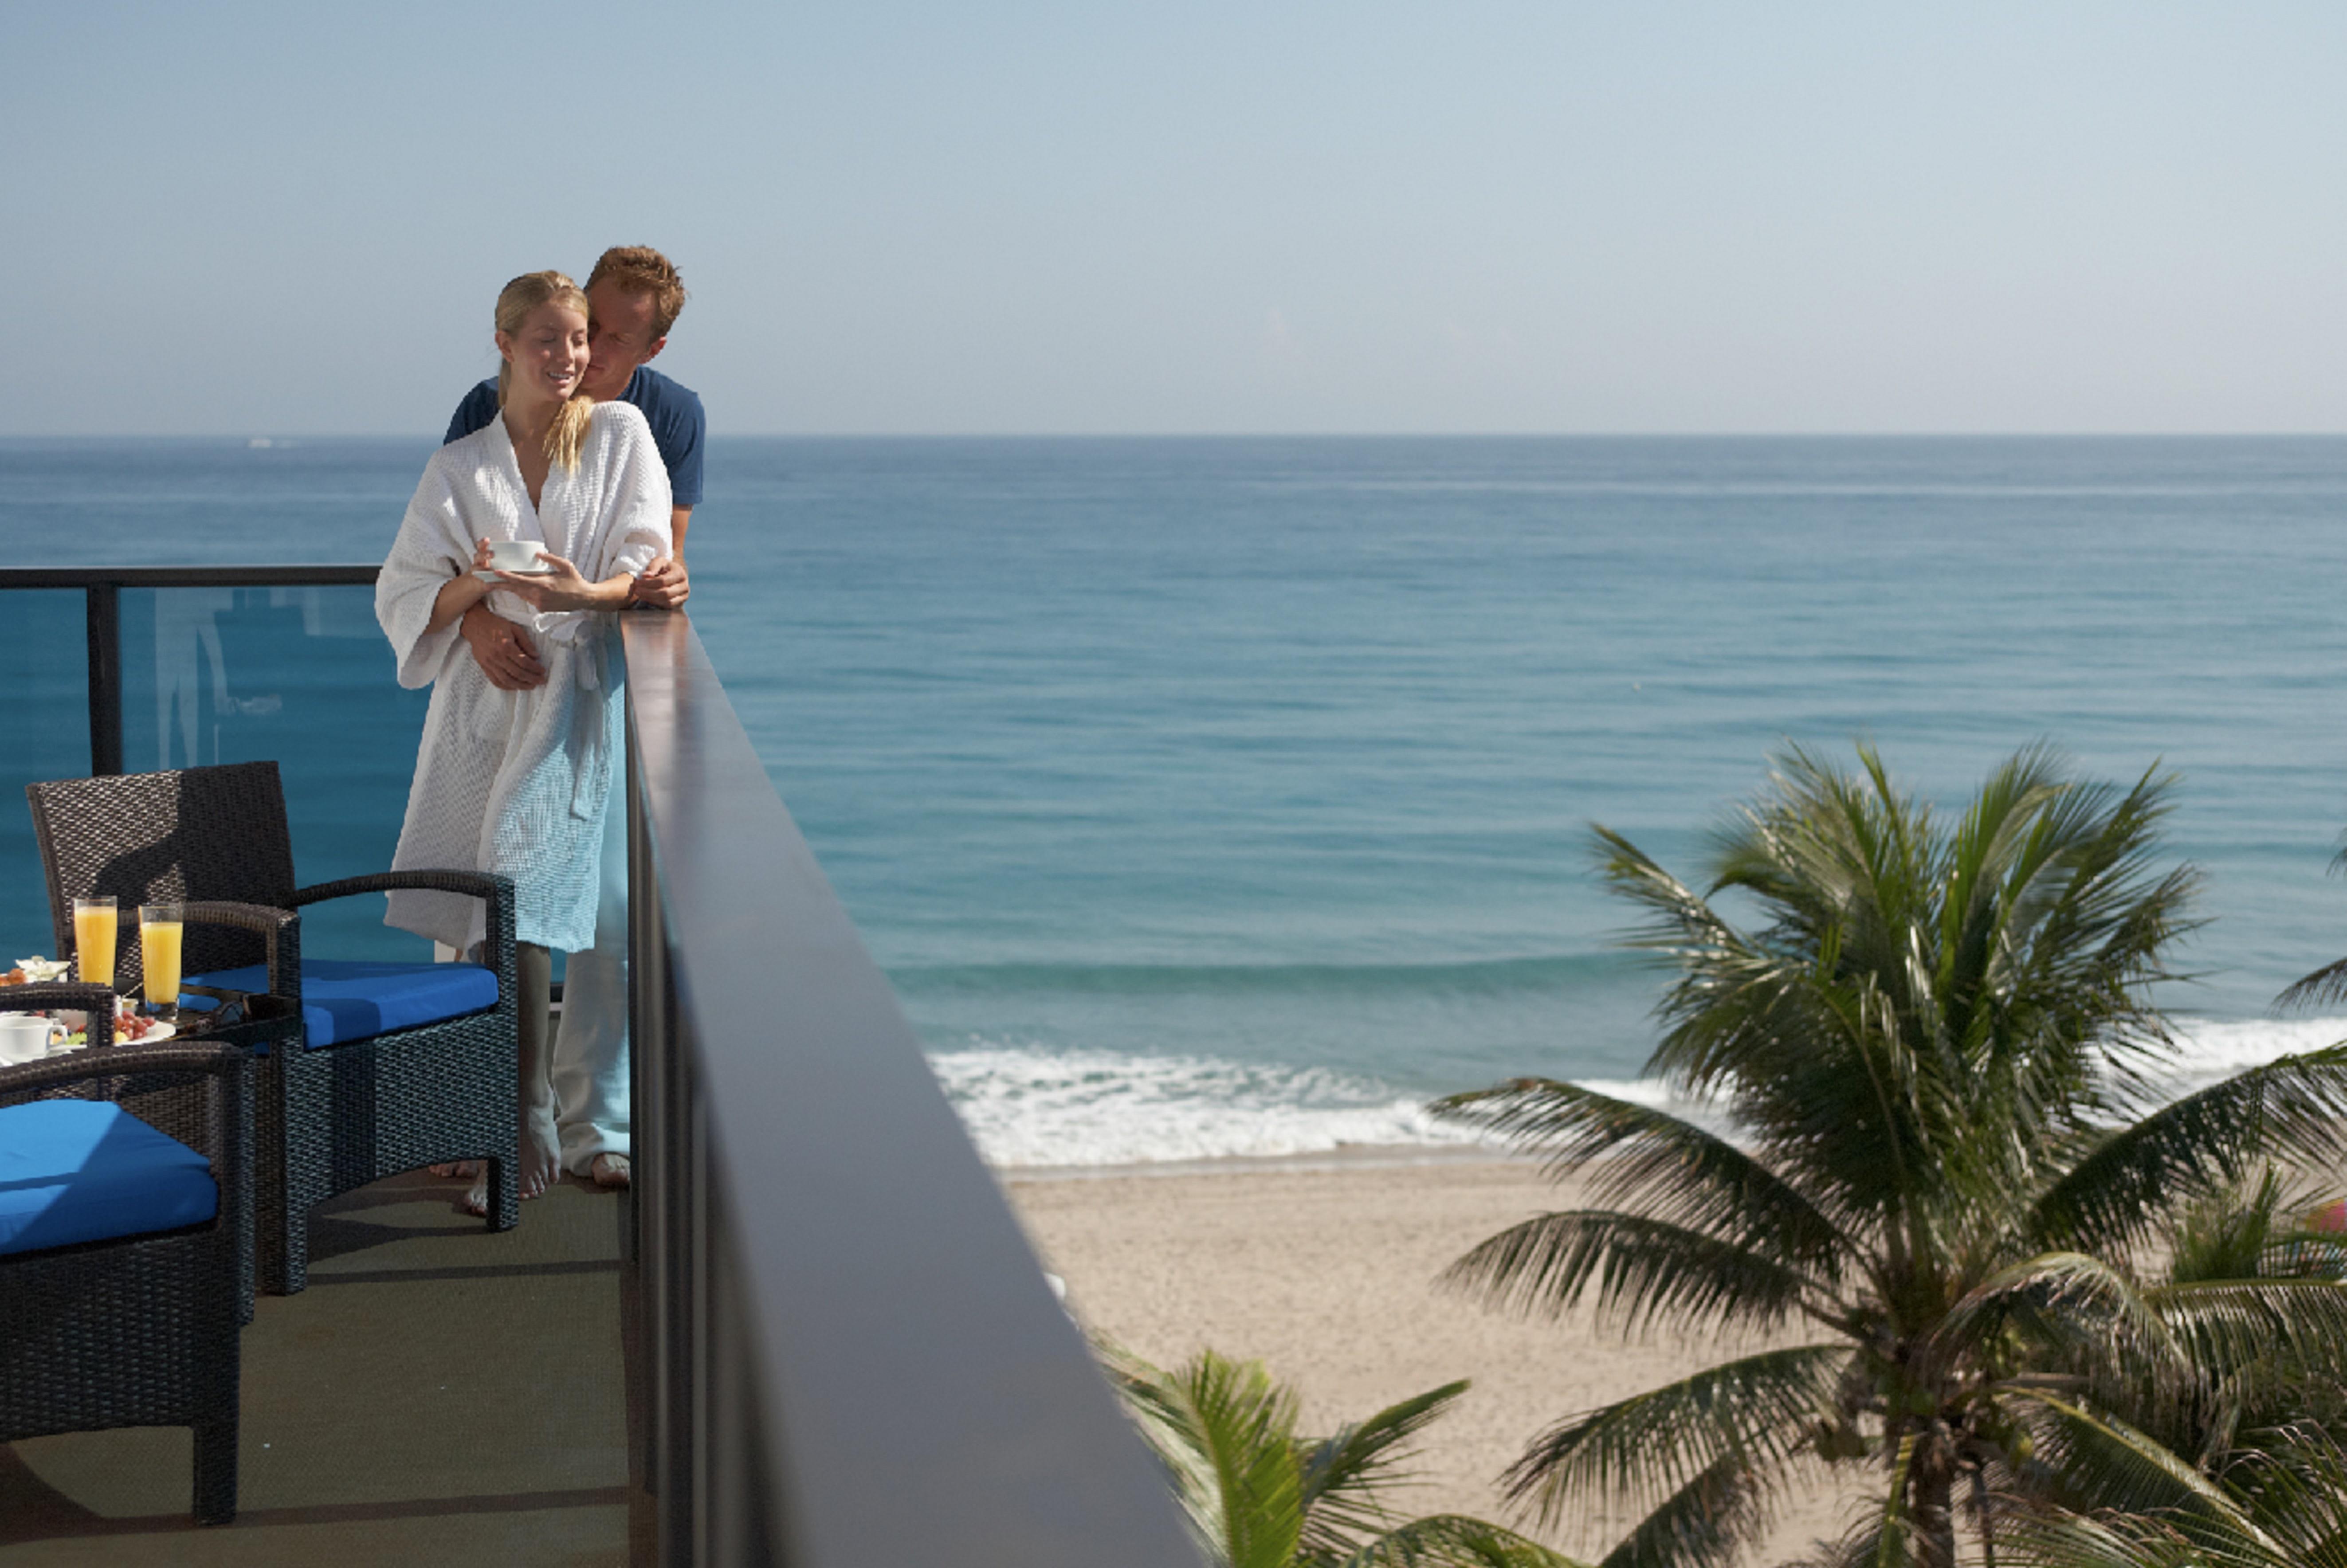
xmin=582 ymin=280 xmax=665 ymax=402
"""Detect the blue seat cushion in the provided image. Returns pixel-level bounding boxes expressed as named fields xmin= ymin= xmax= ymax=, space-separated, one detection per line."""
xmin=0 ymin=1100 xmax=219 ymax=1256
xmin=182 ymin=959 xmax=499 ymax=1050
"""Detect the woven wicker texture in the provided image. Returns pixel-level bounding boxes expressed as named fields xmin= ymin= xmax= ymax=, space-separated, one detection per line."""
xmin=24 ymin=764 xmax=521 ymax=1296
xmin=0 ymin=1035 xmax=253 ymax=1525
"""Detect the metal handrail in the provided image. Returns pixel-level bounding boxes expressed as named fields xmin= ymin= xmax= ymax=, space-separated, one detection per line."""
xmin=620 ymin=609 xmax=1200 ymax=1566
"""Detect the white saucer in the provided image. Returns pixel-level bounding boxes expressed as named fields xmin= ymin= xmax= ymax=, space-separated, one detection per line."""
xmin=475 ymin=566 xmax=556 ymax=580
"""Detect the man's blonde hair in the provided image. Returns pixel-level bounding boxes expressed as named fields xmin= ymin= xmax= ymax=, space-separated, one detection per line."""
xmin=586 ymin=245 xmax=689 ymax=339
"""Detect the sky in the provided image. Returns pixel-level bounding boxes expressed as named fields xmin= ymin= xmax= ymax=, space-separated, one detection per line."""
xmin=4 ymin=2 xmax=2343 ymax=436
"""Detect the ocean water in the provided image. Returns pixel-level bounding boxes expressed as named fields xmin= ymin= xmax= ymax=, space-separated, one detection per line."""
xmin=5 ymin=435 xmax=2347 ymax=1167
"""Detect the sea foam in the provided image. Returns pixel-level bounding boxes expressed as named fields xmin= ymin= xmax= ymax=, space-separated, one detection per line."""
xmin=930 ymin=1015 xmax=2347 ymax=1171
xmin=928 ymin=1043 xmax=1480 ymax=1169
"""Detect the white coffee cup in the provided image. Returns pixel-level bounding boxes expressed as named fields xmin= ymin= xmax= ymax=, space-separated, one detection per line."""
xmin=484 ymin=539 xmax=546 ymax=573
xmin=0 ymin=1014 xmax=63 ymax=1066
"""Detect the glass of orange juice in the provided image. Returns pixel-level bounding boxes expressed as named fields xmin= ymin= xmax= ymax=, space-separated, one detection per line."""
xmin=140 ymin=904 xmax=184 ymax=1021
xmin=72 ymin=896 xmax=118 ymax=988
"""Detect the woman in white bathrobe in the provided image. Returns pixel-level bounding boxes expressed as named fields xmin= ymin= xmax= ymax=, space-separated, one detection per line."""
xmin=375 ymin=270 xmax=672 ymax=1209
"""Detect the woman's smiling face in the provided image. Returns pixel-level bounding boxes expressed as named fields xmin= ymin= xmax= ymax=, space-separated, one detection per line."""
xmin=497 ymin=300 xmax=591 ymax=408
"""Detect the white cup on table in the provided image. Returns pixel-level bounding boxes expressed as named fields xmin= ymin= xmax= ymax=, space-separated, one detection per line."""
xmin=0 ymin=1013 xmax=65 ymax=1066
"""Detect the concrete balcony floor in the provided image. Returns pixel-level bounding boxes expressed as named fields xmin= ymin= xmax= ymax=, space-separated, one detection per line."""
xmin=1 ymin=1170 xmax=638 ymax=1566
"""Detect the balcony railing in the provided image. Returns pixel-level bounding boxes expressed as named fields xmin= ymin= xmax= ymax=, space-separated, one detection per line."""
xmin=0 ymin=565 xmax=1201 ymax=1567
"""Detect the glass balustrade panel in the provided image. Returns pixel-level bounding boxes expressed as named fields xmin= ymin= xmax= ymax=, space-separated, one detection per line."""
xmin=123 ymin=585 xmax=436 ymax=964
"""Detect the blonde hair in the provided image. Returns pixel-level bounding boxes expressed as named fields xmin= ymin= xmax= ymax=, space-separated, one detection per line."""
xmin=494 ymin=271 xmax=595 ymax=471
xmin=586 ymin=245 xmax=689 ymax=338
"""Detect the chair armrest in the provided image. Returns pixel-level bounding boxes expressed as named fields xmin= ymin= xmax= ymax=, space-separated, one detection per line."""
xmin=180 ymin=900 xmax=301 ymax=1002
xmin=290 ymin=872 xmax=517 ymax=1014
xmin=0 ymin=981 xmax=118 ymax=1047
xmin=292 ymin=870 xmax=509 ymax=905
xmin=0 ymin=1039 xmax=245 ymax=1099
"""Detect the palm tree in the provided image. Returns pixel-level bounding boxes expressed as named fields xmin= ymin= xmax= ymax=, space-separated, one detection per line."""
xmin=1432 ymin=744 xmax=2347 ymax=1568
xmin=1112 ymin=1347 xmax=1590 ymax=1568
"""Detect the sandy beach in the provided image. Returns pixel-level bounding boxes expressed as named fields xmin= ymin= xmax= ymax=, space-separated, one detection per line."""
xmin=1007 ymin=1150 xmax=1872 ymax=1564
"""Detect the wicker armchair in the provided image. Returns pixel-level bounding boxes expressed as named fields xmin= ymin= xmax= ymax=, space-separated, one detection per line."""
xmin=0 ymin=983 xmax=252 ymax=1525
xmin=25 ymin=762 xmax=520 ymax=1295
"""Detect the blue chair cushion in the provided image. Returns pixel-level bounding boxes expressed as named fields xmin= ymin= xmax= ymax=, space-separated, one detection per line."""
xmin=182 ymin=959 xmax=499 ymax=1050
xmin=0 ymin=1100 xmax=219 ymax=1256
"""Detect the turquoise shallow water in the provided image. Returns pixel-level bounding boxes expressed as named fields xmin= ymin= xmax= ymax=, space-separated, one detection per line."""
xmin=6 ymin=435 xmax=2347 ymax=1164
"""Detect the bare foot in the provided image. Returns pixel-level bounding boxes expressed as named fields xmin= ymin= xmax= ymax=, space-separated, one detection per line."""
xmin=589 ymin=1152 xmax=631 ymax=1190
xmin=522 ymin=1106 xmax=561 ymax=1196
xmin=431 ymin=1160 xmax=482 ymax=1179
xmin=458 ymin=1109 xmax=561 ymax=1216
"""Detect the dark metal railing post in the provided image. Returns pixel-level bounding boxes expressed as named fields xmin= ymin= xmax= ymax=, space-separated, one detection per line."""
xmin=84 ymin=582 xmax=122 ymax=775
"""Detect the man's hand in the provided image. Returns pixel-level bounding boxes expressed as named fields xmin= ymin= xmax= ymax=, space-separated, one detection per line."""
xmin=458 ymin=602 xmax=548 ymax=690
xmin=631 ymin=555 xmax=690 ymax=610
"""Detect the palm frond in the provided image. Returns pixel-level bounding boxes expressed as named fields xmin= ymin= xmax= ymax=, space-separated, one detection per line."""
xmin=1444 ymin=1209 xmax=1829 ymax=1336
xmin=2027 ymin=1047 xmax=2347 ymax=1258
xmin=1328 ymin=1515 xmax=1593 ymax=1568
xmin=1991 ymin=1509 xmax=2217 ymax=1568
xmin=1429 ymin=1078 xmax=1853 ymax=1285
xmin=1113 ymin=1348 xmax=1306 ymax=1568
xmin=1499 ymin=1344 xmax=1848 ymax=1533
xmin=2160 ymin=1165 xmax=2346 ymax=1285
xmin=1590 ymin=1452 xmax=1762 ymax=1568
xmin=2216 ymin=1422 xmax=2347 ymax=1566
xmin=2003 ymin=1388 xmax=2266 ymax=1541
xmin=1936 ymin=1251 xmax=2187 ymax=1397
xmin=2279 ymin=957 xmax=2347 ymax=1013
xmin=2145 ymin=1278 xmax=2347 ymax=1386
xmin=1299 ymin=1380 xmax=1471 ymax=1556
xmin=1992 ymin=1420 xmax=2347 ymax=1568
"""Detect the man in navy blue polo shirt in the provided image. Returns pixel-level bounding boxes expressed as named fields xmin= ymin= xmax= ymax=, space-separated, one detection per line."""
xmin=439 ymin=244 xmax=704 ymax=1192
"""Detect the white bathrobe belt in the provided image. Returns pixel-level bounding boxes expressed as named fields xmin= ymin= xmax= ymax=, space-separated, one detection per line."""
xmin=565 ymin=619 xmax=615 ymax=818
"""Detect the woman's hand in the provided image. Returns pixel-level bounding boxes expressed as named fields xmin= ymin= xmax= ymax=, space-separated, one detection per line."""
xmin=490 ymin=551 xmax=632 ymax=613
xmin=424 ymin=539 xmax=498 ymax=634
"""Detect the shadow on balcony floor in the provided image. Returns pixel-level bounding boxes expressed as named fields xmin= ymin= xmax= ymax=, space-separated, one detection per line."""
xmin=1 ymin=1169 xmax=639 ymax=1567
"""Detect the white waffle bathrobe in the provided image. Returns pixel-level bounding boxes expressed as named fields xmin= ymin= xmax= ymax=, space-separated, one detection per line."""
xmin=376 ymin=402 xmax=672 ymax=954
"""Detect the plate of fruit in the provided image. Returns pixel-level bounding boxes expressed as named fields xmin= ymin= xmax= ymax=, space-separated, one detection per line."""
xmin=51 ymin=995 xmax=175 ymax=1050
